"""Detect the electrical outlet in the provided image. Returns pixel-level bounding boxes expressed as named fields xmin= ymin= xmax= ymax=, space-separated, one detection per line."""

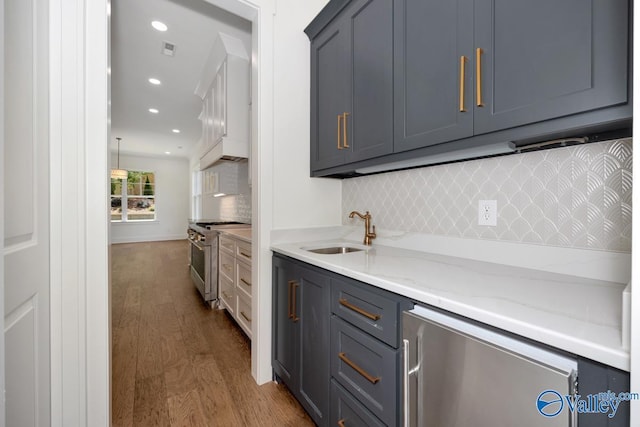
xmin=478 ymin=200 xmax=497 ymax=226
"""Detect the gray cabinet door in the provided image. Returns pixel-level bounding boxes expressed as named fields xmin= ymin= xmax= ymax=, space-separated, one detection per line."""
xmin=298 ymin=266 xmax=331 ymax=426
xmin=394 ymin=0 xmax=474 ymax=153
xmin=343 ymin=0 xmax=394 ymax=164
xmin=310 ymin=0 xmax=393 ymax=172
xmin=473 ymin=0 xmax=629 ymax=135
xmin=310 ymin=19 xmax=347 ymax=171
xmin=272 ymin=256 xmax=298 ymax=391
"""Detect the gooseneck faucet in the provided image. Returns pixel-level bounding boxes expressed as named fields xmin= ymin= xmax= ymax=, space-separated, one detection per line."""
xmin=349 ymin=210 xmax=377 ymax=246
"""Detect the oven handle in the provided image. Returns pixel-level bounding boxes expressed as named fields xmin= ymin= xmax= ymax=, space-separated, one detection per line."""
xmin=190 ymin=239 xmax=205 ymax=251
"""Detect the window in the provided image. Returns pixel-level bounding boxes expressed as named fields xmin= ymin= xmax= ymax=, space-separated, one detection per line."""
xmin=111 ymin=171 xmax=156 ymax=221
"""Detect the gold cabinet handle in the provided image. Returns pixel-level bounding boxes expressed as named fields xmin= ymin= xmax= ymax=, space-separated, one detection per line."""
xmin=291 ymin=281 xmax=300 ymax=322
xmin=342 ymin=112 xmax=350 ymax=148
xmin=337 ymin=114 xmax=343 ymax=150
xmin=338 ymin=298 xmax=380 ymax=321
xmin=338 ymin=352 xmax=380 ymax=384
xmin=337 ymin=420 xmax=346 ymax=427
xmin=240 ymin=311 xmax=252 ymax=322
xmin=459 ymin=56 xmax=467 ymax=112
xmin=240 ymin=278 xmax=251 ymax=287
xmin=240 ymin=251 xmax=251 ymax=259
xmin=287 ymin=280 xmax=295 ymax=319
xmin=222 ymin=291 xmax=232 ymax=299
xmin=476 ymin=48 xmax=484 ymax=107
xmin=223 ymin=263 xmax=233 ymax=271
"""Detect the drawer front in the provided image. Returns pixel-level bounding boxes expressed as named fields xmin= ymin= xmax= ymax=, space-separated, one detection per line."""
xmin=332 ymin=277 xmax=401 ymax=348
xmin=237 ymin=292 xmax=252 ymax=339
xmin=219 ymin=274 xmax=235 ymax=316
xmin=331 ymin=316 xmax=399 ymax=426
xmin=331 ymin=379 xmax=386 ymax=427
xmin=219 ymin=235 xmax=236 ymax=255
xmin=219 ymin=251 xmax=235 ymax=281
xmin=236 ymin=240 xmax=252 ymax=264
xmin=236 ymin=260 xmax=252 ymax=297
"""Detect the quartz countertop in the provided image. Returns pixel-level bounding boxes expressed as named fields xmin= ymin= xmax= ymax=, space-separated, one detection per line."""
xmin=270 ymin=228 xmax=630 ymax=371
xmin=220 ymin=228 xmax=252 ymax=243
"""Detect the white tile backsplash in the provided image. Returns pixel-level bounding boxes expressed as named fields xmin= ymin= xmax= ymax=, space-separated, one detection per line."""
xmin=343 ymin=138 xmax=632 ymax=252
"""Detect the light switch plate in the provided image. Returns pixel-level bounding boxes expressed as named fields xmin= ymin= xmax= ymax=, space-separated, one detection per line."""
xmin=478 ymin=200 xmax=497 ymax=226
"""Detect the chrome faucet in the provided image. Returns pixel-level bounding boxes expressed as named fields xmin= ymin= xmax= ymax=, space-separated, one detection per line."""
xmin=349 ymin=210 xmax=376 ymax=246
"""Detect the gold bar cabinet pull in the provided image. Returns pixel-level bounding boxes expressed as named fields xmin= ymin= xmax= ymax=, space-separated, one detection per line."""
xmin=476 ymin=48 xmax=484 ymax=107
xmin=240 ymin=278 xmax=251 ymax=287
xmin=342 ymin=112 xmax=350 ymax=148
xmin=291 ymin=281 xmax=300 ymax=322
xmin=287 ymin=280 xmax=295 ymax=319
xmin=338 ymin=352 xmax=380 ymax=384
xmin=459 ymin=56 xmax=467 ymax=112
xmin=339 ymin=298 xmax=381 ymax=321
xmin=337 ymin=114 xmax=343 ymax=150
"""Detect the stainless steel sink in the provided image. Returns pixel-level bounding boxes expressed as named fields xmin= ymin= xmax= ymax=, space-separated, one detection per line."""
xmin=305 ymin=246 xmax=364 ymax=254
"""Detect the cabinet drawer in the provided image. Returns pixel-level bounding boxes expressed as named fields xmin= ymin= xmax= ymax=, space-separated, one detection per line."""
xmin=219 ymin=235 xmax=236 ymax=255
xmin=331 ymin=316 xmax=399 ymax=426
xmin=219 ymin=274 xmax=235 ymax=316
xmin=332 ymin=277 xmax=402 ymax=348
xmin=237 ymin=292 xmax=252 ymax=339
xmin=219 ymin=251 xmax=235 ymax=281
xmin=236 ymin=240 xmax=252 ymax=264
xmin=331 ymin=379 xmax=385 ymax=427
xmin=236 ymin=260 xmax=252 ymax=297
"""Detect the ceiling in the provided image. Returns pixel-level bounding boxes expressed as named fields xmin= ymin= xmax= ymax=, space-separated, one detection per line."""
xmin=111 ymin=0 xmax=251 ymax=159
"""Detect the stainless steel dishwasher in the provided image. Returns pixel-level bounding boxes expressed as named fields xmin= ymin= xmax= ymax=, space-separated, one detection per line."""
xmin=403 ymin=305 xmax=578 ymax=427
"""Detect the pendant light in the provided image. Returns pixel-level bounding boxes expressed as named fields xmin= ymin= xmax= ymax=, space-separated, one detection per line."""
xmin=111 ymin=137 xmax=128 ymax=180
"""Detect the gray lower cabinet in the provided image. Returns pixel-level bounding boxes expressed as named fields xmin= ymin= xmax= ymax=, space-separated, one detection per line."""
xmin=308 ymin=0 xmax=393 ymax=172
xmin=272 ymin=255 xmax=331 ymax=426
xmin=273 ymin=253 xmax=413 ymax=426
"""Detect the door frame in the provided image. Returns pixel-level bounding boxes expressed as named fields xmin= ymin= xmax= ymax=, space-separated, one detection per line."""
xmin=50 ymin=0 xmax=276 ymax=425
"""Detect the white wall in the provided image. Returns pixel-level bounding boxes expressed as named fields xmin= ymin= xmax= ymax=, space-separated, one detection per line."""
xmin=271 ymin=0 xmax=341 ymax=229
xmin=111 ymin=154 xmax=189 ymax=243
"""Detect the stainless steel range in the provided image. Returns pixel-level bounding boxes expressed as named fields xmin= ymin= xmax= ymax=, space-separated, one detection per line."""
xmin=188 ymin=220 xmax=250 ymax=307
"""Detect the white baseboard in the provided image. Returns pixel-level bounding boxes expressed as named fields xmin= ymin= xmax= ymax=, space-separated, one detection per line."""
xmin=111 ymin=234 xmax=187 ymax=244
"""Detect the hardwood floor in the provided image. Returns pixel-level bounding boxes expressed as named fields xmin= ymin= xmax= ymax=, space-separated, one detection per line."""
xmin=111 ymin=240 xmax=314 ymax=427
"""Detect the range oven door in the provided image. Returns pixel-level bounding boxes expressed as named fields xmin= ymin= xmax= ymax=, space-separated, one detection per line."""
xmin=189 ymin=238 xmax=210 ymax=301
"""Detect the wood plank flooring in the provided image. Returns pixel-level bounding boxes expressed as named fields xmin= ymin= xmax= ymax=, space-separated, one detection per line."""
xmin=111 ymin=240 xmax=314 ymax=427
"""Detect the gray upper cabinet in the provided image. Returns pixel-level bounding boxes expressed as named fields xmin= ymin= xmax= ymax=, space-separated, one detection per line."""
xmin=308 ymin=0 xmax=394 ymax=171
xmin=393 ymin=0 xmax=474 ymax=153
xmin=307 ymin=0 xmax=630 ymax=177
xmin=473 ymin=0 xmax=629 ymax=135
xmin=395 ymin=0 xmax=629 ymax=153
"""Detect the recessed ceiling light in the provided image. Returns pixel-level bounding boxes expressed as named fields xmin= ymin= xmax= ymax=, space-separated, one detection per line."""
xmin=165 ymin=151 xmax=171 ymax=155
xmin=148 ymin=78 xmax=161 ymax=85
xmin=151 ymin=21 xmax=168 ymax=32
xmin=148 ymin=108 xmax=159 ymax=114
xmin=172 ymin=129 xmax=180 ymax=133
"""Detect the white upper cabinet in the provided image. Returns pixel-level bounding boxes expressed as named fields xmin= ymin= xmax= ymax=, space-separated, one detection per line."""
xmin=196 ymin=33 xmax=250 ymax=170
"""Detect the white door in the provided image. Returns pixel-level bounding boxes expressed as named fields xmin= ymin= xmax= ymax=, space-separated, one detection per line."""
xmin=2 ymin=0 xmax=51 ymax=425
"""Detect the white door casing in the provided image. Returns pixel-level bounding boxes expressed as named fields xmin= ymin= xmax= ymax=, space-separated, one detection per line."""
xmin=3 ymin=0 xmax=51 ymax=425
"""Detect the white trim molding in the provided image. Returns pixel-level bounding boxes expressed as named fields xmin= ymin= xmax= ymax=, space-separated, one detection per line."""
xmin=50 ymin=0 xmax=110 ymax=425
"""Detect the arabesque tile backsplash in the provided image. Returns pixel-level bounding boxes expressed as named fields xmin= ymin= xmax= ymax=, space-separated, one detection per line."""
xmin=343 ymin=138 xmax=632 ymax=252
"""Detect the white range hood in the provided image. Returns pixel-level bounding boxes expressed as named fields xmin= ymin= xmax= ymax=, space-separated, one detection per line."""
xmin=199 ymin=139 xmax=248 ymax=171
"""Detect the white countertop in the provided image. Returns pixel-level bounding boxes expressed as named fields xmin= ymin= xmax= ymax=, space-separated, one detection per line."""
xmin=220 ymin=228 xmax=252 ymax=243
xmin=271 ymin=228 xmax=630 ymax=371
